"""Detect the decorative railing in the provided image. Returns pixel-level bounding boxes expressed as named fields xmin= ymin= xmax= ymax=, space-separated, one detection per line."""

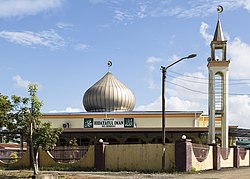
xmin=49 ymin=146 xmax=89 ymax=163
xmin=192 ymin=143 xmax=210 ymax=162
xmin=0 ymin=149 xmax=26 ymax=163
xmin=220 ymin=147 xmax=230 ymax=160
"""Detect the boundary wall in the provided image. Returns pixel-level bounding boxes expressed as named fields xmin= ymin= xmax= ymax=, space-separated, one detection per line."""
xmin=175 ymin=139 xmax=250 ymax=172
xmin=0 ymin=140 xmax=249 ymax=172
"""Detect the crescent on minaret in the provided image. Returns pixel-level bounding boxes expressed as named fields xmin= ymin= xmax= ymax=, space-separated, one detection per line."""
xmin=217 ymin=5 xmax=223 ymax=13
xmin=107 ymin=60 xmax=112 ymax=67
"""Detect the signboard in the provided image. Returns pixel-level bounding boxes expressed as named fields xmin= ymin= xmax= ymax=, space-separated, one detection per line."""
xmin=84 ymin=118 xmax=134 ymax=128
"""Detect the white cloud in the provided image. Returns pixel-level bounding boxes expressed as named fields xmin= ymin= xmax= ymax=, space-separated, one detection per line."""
xmin=56 ymin=22 xmax=74 ymax=30
xmin=0 ymin=0 xmax=63 ymax=18
xmin=137 ymin=4 xmax=147 ymax=19
xmin=167 ymin=72 xmax=208 ymax=101
xmin=137 ymin=71 xmax=208 ymax=119
xmin=200 ymin=22 xmax=213 ymax=46
xmin=114 ymin=10 xmax=133 ymax=24
xmin=166 ymin=71 xmax=208 ymax=113
xmin=137 ymin=93 xmax=250 ymax=128
xmin=0 ymin=30 xmax=65 ymax=50
xmin=136 ymin=96 xmax=161 ymax=111
xmin=13 ymin=75 xmax=30 ymax=89
xmin=49 ymin=107 xmax=83 ymax=113
xmin=12 ymin=75 xmax=42 ymax=90
xmin=200 ymin=22 xmax=230 ymax=46
xmin=136 ymin=96 xmax=206 ymax=112
xmin=75 ymin=43 xmax=90 ymax=51
xmin=162 ymin=1 xmax=250 ymax=18
xmin=241 ymin=0 xmax=250 ymax=11
xmin=103 ymin=0 xmax=250 ymax=24
xmin=167 ymin=96 xmax=206 ymax=111
xmin=229 ymin=38 xmax=250 ymax=79
xmin=145 ymin=56 xmax=162 ymax=89
xmin=146 ymin=56 xmax=162 ymax=63
xmin=88 ymin=0 xmax=106 ymax=4
xmin=229 ymin=95 xmax=250 ymax=128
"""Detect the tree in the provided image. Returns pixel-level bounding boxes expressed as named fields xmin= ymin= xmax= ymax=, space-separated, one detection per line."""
xmin=0 ymin=93 xmax=11 ymax=128
xmin=0 ymin=84 xmax=62 ymax=175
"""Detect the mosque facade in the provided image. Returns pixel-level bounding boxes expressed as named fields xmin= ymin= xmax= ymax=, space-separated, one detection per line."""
xmin=40 ymin=67 xmax=235 ymax=146
xmin=40 ymin=8 xmax=240 ymax=147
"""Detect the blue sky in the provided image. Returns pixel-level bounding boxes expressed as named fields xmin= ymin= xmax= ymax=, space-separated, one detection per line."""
xmin=1 ymin=0 xmax=250 ymax=128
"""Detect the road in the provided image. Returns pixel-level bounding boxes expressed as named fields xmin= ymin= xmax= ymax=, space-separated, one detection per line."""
xmin=1 ymin=167 xmax=250 ymax=178
xmin=44 ymin=167 xmax=250 ymax=179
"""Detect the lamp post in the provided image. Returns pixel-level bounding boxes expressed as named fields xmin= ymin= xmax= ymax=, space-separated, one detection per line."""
xmin=160 ymin=53 xmax=197 ymax=172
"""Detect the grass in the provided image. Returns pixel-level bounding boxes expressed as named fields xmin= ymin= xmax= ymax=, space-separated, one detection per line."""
xmin=0 ymin=170 xmax=33 ymax=178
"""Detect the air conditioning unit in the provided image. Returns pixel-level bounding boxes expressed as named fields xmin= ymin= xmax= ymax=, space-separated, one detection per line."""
xmin=62 ymin=122 xmax=70 ymax=129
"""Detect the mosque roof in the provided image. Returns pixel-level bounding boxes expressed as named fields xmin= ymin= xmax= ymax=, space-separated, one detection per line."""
xmin=83 ymin=71 xmax=135 ymax=112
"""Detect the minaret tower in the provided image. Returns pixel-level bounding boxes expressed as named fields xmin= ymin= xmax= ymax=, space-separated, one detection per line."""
xmin=208 ymin=6 xmax=230 ymax=148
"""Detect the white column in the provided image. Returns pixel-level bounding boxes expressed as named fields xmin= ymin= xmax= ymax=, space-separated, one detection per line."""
xmin=221 ymin=69 xmax=229 ymax=148
xmin=208 ymin=70 xmax=215 ymax=144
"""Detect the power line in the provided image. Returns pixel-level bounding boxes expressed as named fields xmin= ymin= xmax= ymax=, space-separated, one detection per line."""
xmin=167 ymin=80 xmax=250 ymax=96
xmin=168 ymin=70 xmax=207 ymax=80
xmin=168 ymin=70 xmax=250 ymax=82
xmin=167 ymin=74 xmax=208 ymax=84
xmin=167 ymin=71 xmax=250 ymax=86
xmin=167 ymin=81 xmax=207 ymax=94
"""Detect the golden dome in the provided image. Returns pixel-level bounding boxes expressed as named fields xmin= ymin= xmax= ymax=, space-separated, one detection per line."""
xmin=83 ymin=72 xmax=135 ymax=112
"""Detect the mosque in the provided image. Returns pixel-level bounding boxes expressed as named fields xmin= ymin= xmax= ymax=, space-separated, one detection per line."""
xmin=40 ymin=8 xmax=244 ymax=148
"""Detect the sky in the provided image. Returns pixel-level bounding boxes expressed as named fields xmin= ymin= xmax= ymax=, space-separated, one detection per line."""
xmin=1 ymin=0 xmax=250 ymax=128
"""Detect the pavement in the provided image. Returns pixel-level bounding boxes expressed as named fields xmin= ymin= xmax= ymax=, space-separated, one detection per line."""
xmin=1 ymin=167 xmax=250 ymax=178
xmin=44 ymin=167 xmax=250 ymax=179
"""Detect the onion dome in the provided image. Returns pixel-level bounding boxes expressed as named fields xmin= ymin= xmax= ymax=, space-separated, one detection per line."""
xmin=83 ymin=72 xmax=135 ymax=112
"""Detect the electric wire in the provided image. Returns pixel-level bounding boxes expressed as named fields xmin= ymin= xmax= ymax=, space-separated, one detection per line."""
xmin=168 ymin=70 xmax=250 ymax=82
xmin=166 ymin=80 xmax=250 ymax=96
xmin=167 ymin=70 xmax=250 ymax=86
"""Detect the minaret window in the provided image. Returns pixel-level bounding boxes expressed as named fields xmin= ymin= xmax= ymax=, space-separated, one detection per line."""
xmin=215 ymin=73 xmax=223 ymax=115
xmin=215 ymin=49 xmax=223 ymax=61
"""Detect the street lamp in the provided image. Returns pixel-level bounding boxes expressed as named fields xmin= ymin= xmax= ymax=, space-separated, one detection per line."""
xmin=160 ymin=53 xmax=197 ymax=172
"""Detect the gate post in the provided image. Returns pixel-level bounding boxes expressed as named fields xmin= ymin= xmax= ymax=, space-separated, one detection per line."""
xmin=175 ymin=138 xmax=192 ymax=172
xmin=232 ymin=146 xmax=240 ymax=168
xmin=211 ymin=144 xmax=221 ymax=170
xmin=94 ymin=140 xmax=109 ymax=170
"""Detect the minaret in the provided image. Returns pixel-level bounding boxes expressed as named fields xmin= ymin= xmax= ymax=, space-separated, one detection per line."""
xmin=207 ymin=6 xmax=230 ymax=148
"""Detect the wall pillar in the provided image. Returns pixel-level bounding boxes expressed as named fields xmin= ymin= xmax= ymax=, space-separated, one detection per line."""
xmin=221 ymin=70 xmax=229 ymax=148
xmin=175 ymin=138 xmax=192 ymax=172
xmin=211 ymin=144 xmax=221 ymax=170
xmin=208 ymin=71 xmax=215 ymax=145
xmin=232 ymin=146 xmax=240 ymax=168
xmin=94 ymin=141 xmax=109 ymax=170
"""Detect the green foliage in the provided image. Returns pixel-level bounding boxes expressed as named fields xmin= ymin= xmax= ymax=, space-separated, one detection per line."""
xmin=68 ymin=138 xmax=79 ymax=162
xmin=33 ymin=122 xmax=62 ymax=151
xmin=191 ymin=166 xmax=197 ymax=172
xmin=0 ymin=84 xmax=62 ymax=174
xmin=69 ymin=138 xmax=78 ymax=148
xmin=0 ymin=93 xmax=12 ymax=127
xmin=0 ymin=84 xmax=62 ymax=149
xmin=10 ymin=152 xmax=18 ymax=163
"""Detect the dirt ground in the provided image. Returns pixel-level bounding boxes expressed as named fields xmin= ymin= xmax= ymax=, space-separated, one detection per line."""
xmin=1 ymin=167 xmax=250 ymax=179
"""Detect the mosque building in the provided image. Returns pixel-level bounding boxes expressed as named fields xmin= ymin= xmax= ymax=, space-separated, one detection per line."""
xmin=40 ymin=7 xmax=243 ymax=147
xmin=41 ymin=71 xmax=215 ymax=146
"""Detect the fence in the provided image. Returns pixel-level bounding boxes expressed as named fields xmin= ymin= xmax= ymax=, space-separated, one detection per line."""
xmin=49 ymin=146 xmax=89 ymax=163
xmin=0 ymin=140 xmax=249 ymax=172
xmin=0 ymin=149 xmax=26 ymax=164
xmin=192 ymin=143 xmax=210 ymax=162
xmin=176 ymin=139 xmax=250 ymax=172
